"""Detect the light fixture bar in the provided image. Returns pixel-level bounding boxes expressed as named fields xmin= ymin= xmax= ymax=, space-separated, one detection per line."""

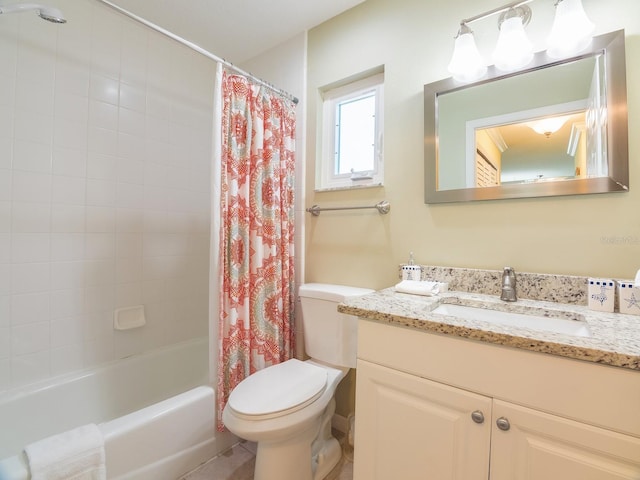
xmin=460 ymin=0 xmax=534 ymax=26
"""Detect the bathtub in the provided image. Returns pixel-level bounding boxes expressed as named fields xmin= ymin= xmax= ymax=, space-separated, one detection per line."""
xmin=0 ymin=338 xmax=234 ymax=480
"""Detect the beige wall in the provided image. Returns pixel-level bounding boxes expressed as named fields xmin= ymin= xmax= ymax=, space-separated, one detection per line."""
xmin=305 ymin=0 xmax=640 ymax=292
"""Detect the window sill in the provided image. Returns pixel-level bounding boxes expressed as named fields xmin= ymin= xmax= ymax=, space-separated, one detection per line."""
xmin=314 ymin=182 xmax=384 ymax=193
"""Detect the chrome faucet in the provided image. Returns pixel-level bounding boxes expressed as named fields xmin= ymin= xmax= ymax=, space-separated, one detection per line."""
xmin=500 ymin=267 xmax=517 ymax=302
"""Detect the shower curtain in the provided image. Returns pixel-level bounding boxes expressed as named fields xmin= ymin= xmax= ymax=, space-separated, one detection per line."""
xmin=215 ymin=69 xmax=297 ymax=430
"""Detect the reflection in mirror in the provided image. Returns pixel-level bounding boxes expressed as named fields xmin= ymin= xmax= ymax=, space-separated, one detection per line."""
xmin=425 ymin=30 xmax=628 ymax=203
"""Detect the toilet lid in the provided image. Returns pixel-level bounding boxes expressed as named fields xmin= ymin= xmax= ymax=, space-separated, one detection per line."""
xmin=228 ymin=359 xmax=328 ymax=419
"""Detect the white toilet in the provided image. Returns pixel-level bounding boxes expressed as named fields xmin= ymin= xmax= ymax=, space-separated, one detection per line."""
xmin=222 ymin=283 xmax=374 ymax=480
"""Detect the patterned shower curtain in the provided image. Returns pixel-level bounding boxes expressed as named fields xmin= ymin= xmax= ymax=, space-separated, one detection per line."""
xmin=216 ymin=71 xmax=296 ymax=430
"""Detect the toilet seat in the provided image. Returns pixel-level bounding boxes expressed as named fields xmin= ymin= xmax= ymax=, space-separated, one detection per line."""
xmin=228 ymin=359 xmax=328 ymax=420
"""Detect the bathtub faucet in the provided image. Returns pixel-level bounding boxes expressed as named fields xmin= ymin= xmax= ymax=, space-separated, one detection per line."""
xmin=500 ymin=266 xmax=517 ymax=302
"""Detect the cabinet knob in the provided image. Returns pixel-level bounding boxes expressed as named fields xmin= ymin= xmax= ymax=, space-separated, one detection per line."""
xmin=496 ymin=417 xmax=511 ymax=431
xmin=471 ymin=410 xmax=485 ymax=424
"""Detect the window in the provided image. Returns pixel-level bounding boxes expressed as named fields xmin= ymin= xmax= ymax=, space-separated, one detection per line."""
xmin=317 ymin=72 xmax=384 ymax=191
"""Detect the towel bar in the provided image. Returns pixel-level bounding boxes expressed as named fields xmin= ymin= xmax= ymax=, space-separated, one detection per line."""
xmin=306 ymin=200 xmax=390 ymax=216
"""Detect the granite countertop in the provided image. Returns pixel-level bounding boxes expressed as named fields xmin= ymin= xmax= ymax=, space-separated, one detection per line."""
xmin=339 ymin=288 xmax=640 ymax=371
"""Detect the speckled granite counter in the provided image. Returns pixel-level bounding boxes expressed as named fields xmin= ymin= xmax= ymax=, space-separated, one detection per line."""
xmin=339 ymin=267 xmax=640 ymax=371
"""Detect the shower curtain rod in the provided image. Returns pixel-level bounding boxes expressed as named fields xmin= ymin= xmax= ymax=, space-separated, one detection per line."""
xmin=94 ymin=0 xmax=299 ymax=105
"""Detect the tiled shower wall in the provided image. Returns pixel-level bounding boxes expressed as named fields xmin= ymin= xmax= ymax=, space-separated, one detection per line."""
xmin=0 ymin=0 xmax=215 ymax=392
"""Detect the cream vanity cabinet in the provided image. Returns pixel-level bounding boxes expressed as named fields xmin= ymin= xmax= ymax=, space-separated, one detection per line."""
xmin=353 ymin=319 xmax=640 ymax=480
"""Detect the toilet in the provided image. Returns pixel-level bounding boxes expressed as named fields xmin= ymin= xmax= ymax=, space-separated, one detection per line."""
xmin=222 ymin=283 xmax=374 ymax=480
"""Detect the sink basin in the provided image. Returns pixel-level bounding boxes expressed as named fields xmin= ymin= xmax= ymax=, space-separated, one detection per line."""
xmin=432 ymin=303 xmax=591 ymax=337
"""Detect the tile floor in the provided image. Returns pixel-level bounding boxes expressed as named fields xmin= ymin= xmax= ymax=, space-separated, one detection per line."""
xmin=181 ymin=432 xmax=353 ymax=480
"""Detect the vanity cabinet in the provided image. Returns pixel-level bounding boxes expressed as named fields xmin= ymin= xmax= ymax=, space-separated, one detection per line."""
xmin=353 ymin=320 xmax=640 ymax=480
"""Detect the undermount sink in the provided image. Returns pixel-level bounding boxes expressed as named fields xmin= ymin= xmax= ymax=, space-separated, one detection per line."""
xmin=432 ymin=303 xmax=591 ymax=337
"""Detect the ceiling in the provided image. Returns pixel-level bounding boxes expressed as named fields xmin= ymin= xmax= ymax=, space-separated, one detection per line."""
xmin=107 ymin=0 xmax=366 ymax=64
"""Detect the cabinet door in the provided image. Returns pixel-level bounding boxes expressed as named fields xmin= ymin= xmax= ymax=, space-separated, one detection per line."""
xmin=354 ymin=360 xmax=492 ymax=480
xmin=490 ymin=399 xmax=640 ymax=480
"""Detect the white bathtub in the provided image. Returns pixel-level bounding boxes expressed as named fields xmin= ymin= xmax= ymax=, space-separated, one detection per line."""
xmin=0 ymin=338 xmax=234 ymax=480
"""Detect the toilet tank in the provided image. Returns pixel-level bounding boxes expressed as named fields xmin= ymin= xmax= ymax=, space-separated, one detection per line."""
xmin=298 ymin=283 xmax=374 ymax=368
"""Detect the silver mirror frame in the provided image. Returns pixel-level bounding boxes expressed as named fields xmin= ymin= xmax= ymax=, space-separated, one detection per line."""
xmin=424 ymin=29 xmax=628 ymax=204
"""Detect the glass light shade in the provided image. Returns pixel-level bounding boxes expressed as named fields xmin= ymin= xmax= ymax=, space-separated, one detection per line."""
xmin=526 ymin=115 xmax=571 ymax=137
xmin=447 ymin=31 xmax=487 ymax=83
xmin=547 ymin=0 xmax=595 ymax=59
xmin=492 ymin=16 xmax=534 ymax=71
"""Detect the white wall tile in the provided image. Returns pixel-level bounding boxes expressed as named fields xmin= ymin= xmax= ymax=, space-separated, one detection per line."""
xmin=86 ymin=179 xmax=116 ymax=207
xmin=51 ymin=261 xmax=85 ymax=290
xmin=116 ymin=233 xmax=142 ymax=259
xmin=55 ymin=60 xmax=91 ymax=98
xmin=83 ymin=260 xmax=114 ymax=287
xmin=89 ymin=74 xmax=119 ymax=105
xmin=15 ymin=77 xmax=54 ymax=115
xmin=0 ymin=170 xmax=11 ymax=202
xmin=0 ymin=74 xmax=16 ymax=109
xmin=51 ymin=316 xmax=83 ymax=349
xmin=0 ymin=327 xmax=9 ymax=359
xmin=0 ymin=202 xmax=10 ymax=233
xmin=11 ymin=203 xmax=50 ymax=233
xmin=117 ymin=157 xmax=144 ymax=185
xmin=0 ymin=234 xmax=9 ymax=264
xmin=11 ymin=322 xmax=50 ymax=356
xmin=54 ymin=119 xmax=88 ymax=151
xmin=0 ymin=264 xmax=10 ymax=296
xmin=120 ymin=84 xmax=146 ymax=113
xmin=50 ymin=344 xmax=83 ymax=376
xmin=86 ymin=206 xmax=116 ymax=233
xmin=116 ymin=257 xmax=141 ymax=284
xmin=53 ymin=147 xmax=87 ymax=178
xmin=11 ymin=292 xmax=49 ymax=326
xmin=11 ymin=263 xmax=49 ymax=294
xmin=87 ymin=152 xmax=117 ymax=180
xmin=51 ymin=233 xmax=85 ymax=262
xmin=12 ymin=140 xmax=52 ymax=173
xmin=14 ymin=112 xmax=53 ymax=146
xmin=89 ymin=100 xmax=118 ymax=131
xmin=84 ymin=233 xmax=115 ymax=261
xmin=11 ymin=350 xmax=50 ymax=387
xmin=116 ymin=281 xmax=141 ymax=308
xmin=0 ymin=138 xmax=11 ymax=171
xmin=51 ymin=175 xmax=86 ymax=205
xmin=0 ymin=295 xmax=9 ymax=328
xmin=116 ymin=182 xmax=143 ymax=209
xmin=118 ymin=132 xmax=145 ymax=163
xmin=116 ymin=208 xmax=143 ymax=233
xmin=11 ymin=233 xmax=50 ymax=263
xmin=51 ymin=289 xmax=84 ymax=319
xmin=54 ymin=92 xmax=89 ymax=123
xmin=83 ymin=336 xmax=113 ymax=367
xmin=51 ymin=205 xmax=85 ymax=233
xmin=0 ymin=358 xmax=9 ymax=392
xmin=84 ymin=286 xmax=114 ymax=316
xmin=12 ymin=171 xmax=51 ymax=203
xmin=88 ymin=126 xmax=118 ymax=156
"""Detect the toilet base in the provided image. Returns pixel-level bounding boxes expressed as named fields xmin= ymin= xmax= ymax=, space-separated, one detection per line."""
xmin=253 ymin=399 xmax=341 ymax=480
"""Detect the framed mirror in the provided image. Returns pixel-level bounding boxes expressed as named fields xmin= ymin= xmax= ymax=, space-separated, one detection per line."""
xmin=424 ymin=30 xmax=628 ymax=204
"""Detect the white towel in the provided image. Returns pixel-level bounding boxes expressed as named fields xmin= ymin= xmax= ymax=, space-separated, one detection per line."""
xmin=395 ymin=280 xmax=441 ymax=296
xmin=24 ymin=424 xmax=106 ymax=480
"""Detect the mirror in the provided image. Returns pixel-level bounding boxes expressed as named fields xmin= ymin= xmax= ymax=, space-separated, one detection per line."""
xmin=424 ymin=30 xmax=628 ymax=203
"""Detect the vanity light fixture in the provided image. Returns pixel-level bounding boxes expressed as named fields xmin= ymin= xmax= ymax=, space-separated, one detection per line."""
xmin=447 ymin=0 xmax=595 ymax=83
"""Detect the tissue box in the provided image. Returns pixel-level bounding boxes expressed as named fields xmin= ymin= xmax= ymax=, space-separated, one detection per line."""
xmin=618 ymin=281 xmax=640 ymax=315
xmin=588 ymin=278 xmax=615 ymax=312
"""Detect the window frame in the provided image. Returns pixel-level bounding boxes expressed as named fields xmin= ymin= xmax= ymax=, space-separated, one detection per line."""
xmin=317 ymin=73 xmax=384 ymax=191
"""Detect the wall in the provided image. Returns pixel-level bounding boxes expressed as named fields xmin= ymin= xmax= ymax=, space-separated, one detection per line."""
xmin=0 ymin=0 xmax=215 ymax=393
xmin=305 ymin=0 xmax=640 ymax=292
